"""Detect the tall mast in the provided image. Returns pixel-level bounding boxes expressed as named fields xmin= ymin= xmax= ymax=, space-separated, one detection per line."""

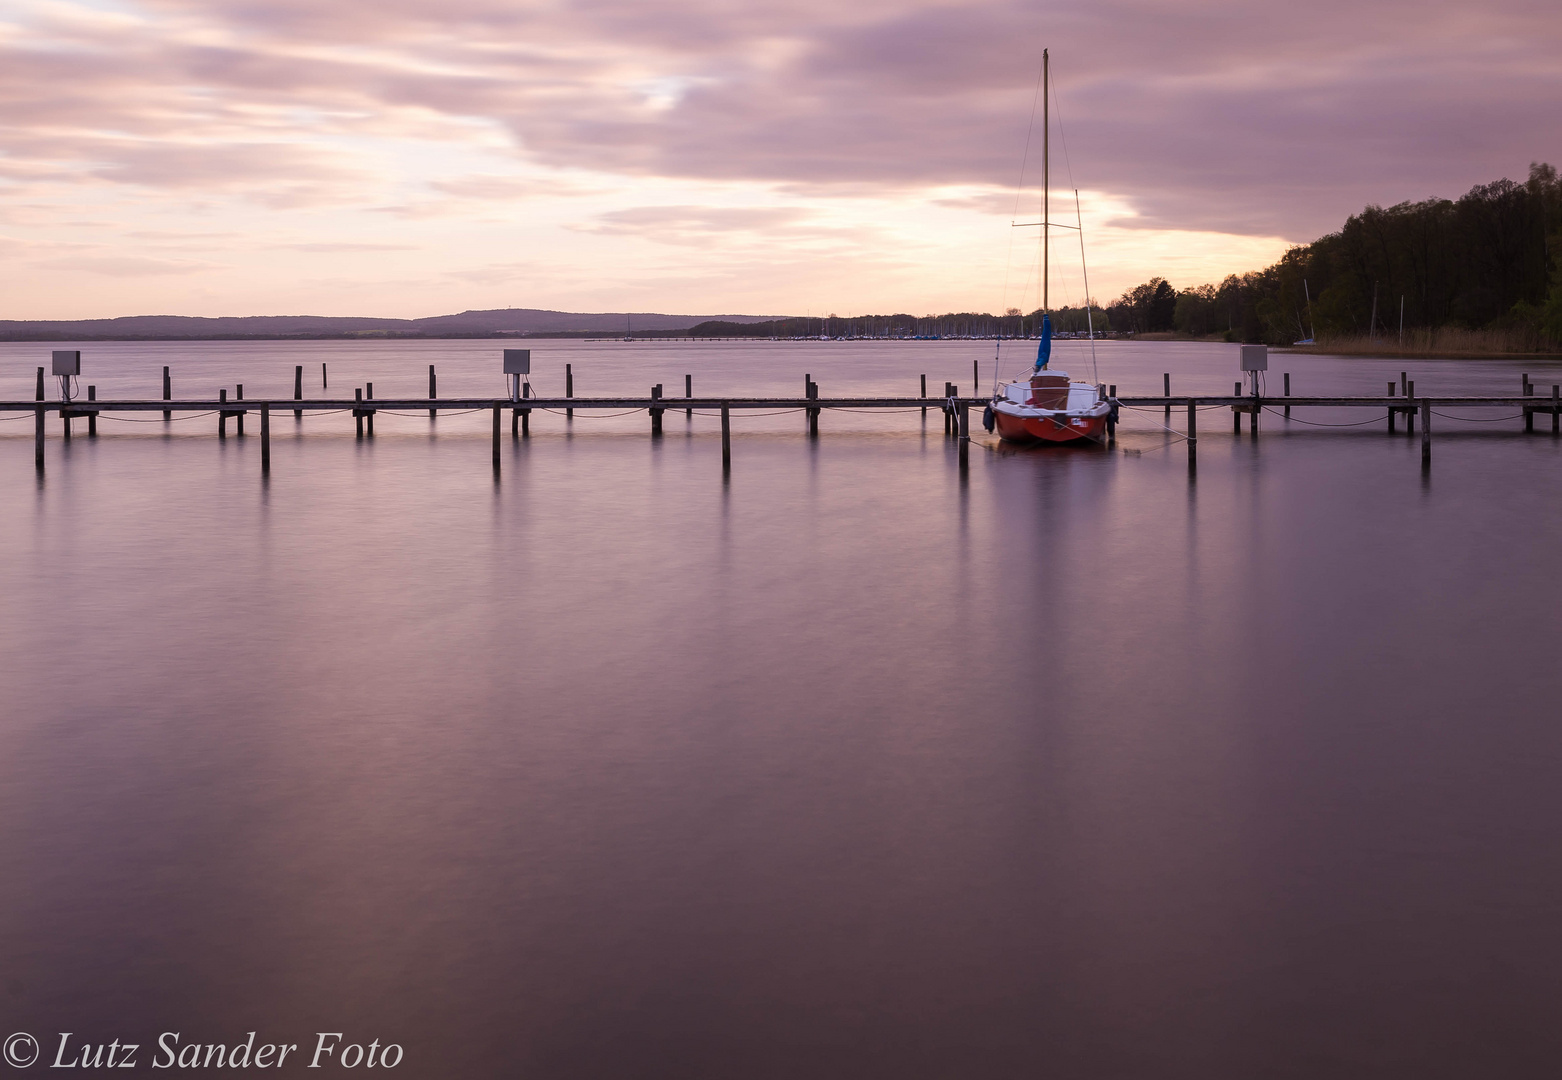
xmin=1042 ymin=48 xmax=1049 ymax=314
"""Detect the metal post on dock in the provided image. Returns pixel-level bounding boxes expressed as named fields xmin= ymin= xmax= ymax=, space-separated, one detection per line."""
xmin=261 ymin=402 xmax=270 ymax=475
xmin=492 ymin=403 xmax=500 ymax=472
xmin=164 ymin=366 xmax=173 ymax=421
xmin=87 ymin=386 xmax=97 ymax=437
xmin=1421 ymin=400 xmax=1431 ymax=467
xmin=429 ymin=365 xmax=437 ymax=418
xmin=295 ymin=365 xmax=303 ymax=419
xmin=566 ymin=364 xmax=574 ymax=419
xmin=721 ymin=401 xmax=731 ymax=473
xmin=354 ymin=389 xmax=363 ymax=438
xmin=219 ymin=389 xmax=227 ymax=438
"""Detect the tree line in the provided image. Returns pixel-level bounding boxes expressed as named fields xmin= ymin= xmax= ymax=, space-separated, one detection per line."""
xmin=1111 ymin=162 xmax=1562 ymax=345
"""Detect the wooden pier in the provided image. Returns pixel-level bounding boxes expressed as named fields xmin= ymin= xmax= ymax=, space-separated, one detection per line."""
xmin=8 ymin=383 xmax=1561 ymax=477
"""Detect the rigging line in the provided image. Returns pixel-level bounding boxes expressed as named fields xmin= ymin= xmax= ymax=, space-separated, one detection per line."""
xmin=1074 ymin=188 xmax=1099 ymax=385
xmin=999 ymin=58 xmax=1048 ymax=375
xmin=1049 ymin=62 xmax=1077 ymax=197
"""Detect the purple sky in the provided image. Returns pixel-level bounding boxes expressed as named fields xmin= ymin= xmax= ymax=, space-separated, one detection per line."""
xmin=2 ymin=0 xmax=1557 ymax=318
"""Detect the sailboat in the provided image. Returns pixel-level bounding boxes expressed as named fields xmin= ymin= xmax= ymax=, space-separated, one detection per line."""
xmin=989 ymin=49 xmax=1113 ymax=446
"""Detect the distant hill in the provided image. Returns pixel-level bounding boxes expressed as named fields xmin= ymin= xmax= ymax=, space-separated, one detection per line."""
xmin=0 ymin=308 xmax=784 ymax=341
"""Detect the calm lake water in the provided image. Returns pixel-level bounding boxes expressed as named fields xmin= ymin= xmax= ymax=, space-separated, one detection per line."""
xmin=2 ymin=337 xmax=1562 ymax=1078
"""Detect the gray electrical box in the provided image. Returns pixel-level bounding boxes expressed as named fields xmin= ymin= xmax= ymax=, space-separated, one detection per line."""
xmin=502 ymin=349 xmax=531 ymax=375
xmin=1240 ymin=344 xmax=1268 ymax=372
xmin=52 ymin=350 xmax=81 ymax=376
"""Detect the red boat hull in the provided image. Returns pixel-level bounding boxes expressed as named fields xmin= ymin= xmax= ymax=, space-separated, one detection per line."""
xmin=993 ymin=408 xmax=1107 ymax=445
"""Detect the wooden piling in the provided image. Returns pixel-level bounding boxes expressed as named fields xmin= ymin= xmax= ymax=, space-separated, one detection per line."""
xmin=492 ymin=402 xmax=500 ymax=471
xmin=1233 ymin=381 xmax=1241 ymax=434
xmin=920 ymin=374 xmax=927 ymax=419
xmin=35 ymin=405 xmax=44 ymax=471
xmin=35 ymin=366 xmax=44 ymax=402
xmin=261 ymin=402 xmax=270 ymax=474
xmin=1524 ymin=377 xmax=1534 ymax=432
xmin=236 ymin=385 xmax=245 ymax=437
xmin=685 ymin=374 xmax=692 ymax=418
xmin=87 ymin=386 xmax=97 ymax=436
xmin=354 ymin=389 xmax=363 ymax=438
xmin=1400 ymin=371 xmax=1407 ymax=395
xmin=1187 ymin=400 xmax=1197 ymax=467
xmin=164 ymin=366 xmax=173 ymax=421
xmin=219 ymin=389 xmax=227 ymax=438
xmin=366 ymin=383 xmax=374 ymax=437
xmin=651 ymin=384 xmax=663 ymax=436
xmin=429 ymin=365 xmax=437 ymax=418
xmin=294 ymin=365 xmax=303 ymax=419
xmin=566 ymin=364 xmax=574 ymax=419
xmin=958 ymin=402 xmax=969 ymax=466
xmin=808 ymin=379 xmax=819 ymax=437
xmin=721 ymin=401 xmax=731 ymax=472
xmin=974 ymin=359 xmax=980 ymax=398
xmin=1554 ymin=385 xmax=1560 ymax=435
xmin=1421 ymin=400 xmax=1431 ymax=467
xmin=1284 ymin=372 xmax=1291 ymax=417
xmin=1388 ymin=381 xmax=1396 ymax=433
xmin=1163 ymin=373 xmax=1170 ymax=419
xmin=322 ymin=362 xmax=328 ymax=389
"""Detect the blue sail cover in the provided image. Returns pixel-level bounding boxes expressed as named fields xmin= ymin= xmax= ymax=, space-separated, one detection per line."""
xmin=1034 ymin=314 xmax=1053 ymax=370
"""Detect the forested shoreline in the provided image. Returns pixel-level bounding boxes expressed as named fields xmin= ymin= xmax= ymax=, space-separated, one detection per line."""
xmin=690 ymin=163 xmax=1562 ymax=353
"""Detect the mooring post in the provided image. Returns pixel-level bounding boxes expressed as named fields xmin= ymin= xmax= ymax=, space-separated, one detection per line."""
xmin=365 ymin=382 xmax=374 ymax=437
xmin=294 ymin=365 xmax=303 ymax=419
xmin=651 ymin=384 xmax=663 ymax=436
xmin=1407 ymin=381 xmax=1416 ymax=436
xmin=219 ymin=389 xmax=227 ymax=438
xmin=492 ymin=402 xmax=500 ymax=472
xmin=1233 ymin=380 xmax=1241 ymax=434
xmin=236 ymin=385 xmax=245 ymax=437
xmin=685 ymin=374 xmax=692 ymax=418
xmin=974 ymin=359 xmax=980 ymax=398
xmin=1388 ymin=381 xmax=1396 ymax=433
xmin=87 ymin=385 xmax=97 ymax=437
xmin=1554 ymin=385 xmax=1560 ymax=435
xmin=721 ymin=401 xmax=731 ymax=472
xmin=429 ymin=365 xmax=437 ymax=419
xmin=566 ymin=363 xmax=574 ymax=419
xmin=322 ymin=362 xmax=328 ymax=390
xmin=1524 ymin=377 xmax=1534 ymax=432
xmin=921 ymin=374 xmax=927 ymax=420
xmin=35 ymin=404 xmax=45 ymax=471
xmin=1283 ymin=372 xmax=1291 ymax=418
xmin=1421 ymin=400 xmax=1431 ymax=467
xmin=522 ymin=383 xmax=531 ymax=437
xmin=261 ymin=402 xmax=270 ymax=475
xmin=1400 ymin=371 xmax=1407 ymax=396
xmin=1163 ymin=372 xmax=1170 ymax=419
xmin=164 ymin=366 xmax=172 ymax=421
xmin=808 ymin=379 xmax=819 ymax=437
xmin=354 ymin=389 xmax=363 ymax=438
xmin=35 ymin=366 xmax=44 ymax=402
xmin=1187 ymin=400 xmax=1197 ymax=467
xmin=958 ymin=401 xmax=970 ymax=467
